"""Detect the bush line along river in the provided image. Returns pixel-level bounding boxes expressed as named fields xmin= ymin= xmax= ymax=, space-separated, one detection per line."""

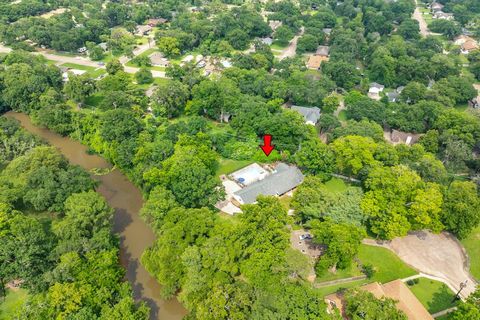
xmin=5 ymin=112 xmax=186 ymax=320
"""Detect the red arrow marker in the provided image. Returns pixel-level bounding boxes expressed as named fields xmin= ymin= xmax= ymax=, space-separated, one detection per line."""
xmin=260 ymin=134 xmax=275 ymax=156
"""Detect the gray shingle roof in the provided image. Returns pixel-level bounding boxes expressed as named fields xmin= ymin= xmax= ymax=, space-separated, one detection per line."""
xmin=234 ymin=164 xmax=304 ymax=204
xmin=316 ymin=45 xmax=330 ymax=56
xmin=291 ymin=106 xmax=321 ymax=124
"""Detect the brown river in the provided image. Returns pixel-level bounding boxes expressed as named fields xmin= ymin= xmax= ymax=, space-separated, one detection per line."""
xmin=5 ymin=112 xmax=187 ymax=320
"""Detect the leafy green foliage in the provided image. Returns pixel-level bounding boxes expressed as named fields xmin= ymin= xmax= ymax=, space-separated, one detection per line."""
xmin=292 ymin=176 xmax=366 ymax=226
xmin=345 ymin=289 xmax=408 ymax=320
xmin=311 ymin=219 xmax=366 ymax=273
xmin=0 ymin=146 xmax=94 ymax=212
xmin=441 ymin=181 xmax=480 ymax=239
xmin=361 ymin=165 xmax=444 ymax=239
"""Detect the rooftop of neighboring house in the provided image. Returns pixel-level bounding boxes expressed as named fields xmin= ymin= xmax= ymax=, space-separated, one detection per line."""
xmin=291 ymin=105 xmax=321 ymax=124
xmin=149 ymin=52 xmax=169 ymax=66
xmin=434 ymin=11 xmax=454 ymax=19
xmin=136 ymin=25 xmax=152 ymax=35
xmin=315 ymin=45 xmax=330 ymax=56
xmin=260 ymin=37 xmax=273 ymax=45
xmin=233 ymin=163 xmax=304 ymax=204
xmin=307 ymin=55 xmax=328 ymax=69
xmin=322 ymin=28 xmax=332 ymax=35
xmin=146 ymin=18 xmax=168 ymax=26
xmin=454 ymin=35 xmax=475 ymax=45
xmin=369 ymin=82 xmax=385 ymax=93
xmin=462 ymin=40 xmax=479 ymax=52
xmin=269 ymin=20 xmax=282 ymax=31
xmin=430 ymin=2 xmax=444 ymax=11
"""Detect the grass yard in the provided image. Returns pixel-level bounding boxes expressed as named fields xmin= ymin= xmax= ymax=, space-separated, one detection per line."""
xmin=270 ymin=41 xmax=287 ymax=50
xmin=216 ymin=159 xmax=253 ymax=177
xmin=154 ymin=77 xmax=171 ymax=86
xmin=358 ymin=244 xmax=417 ymax=283
xmin=408 ymin=278 xmax=457 ymax=314
xmin=337 ymin=110 xmax=348 ymax=121
xmin=315 ymin=278 xmax=369 ymax=297
xmin=324 ymin=178 xmax=348 ymax=193
xmin=0 ymin=288 xmax=28 ymax=320
xmin=315 ymin=261 xmax=363 ymax=283
xmin=84 ymin=93 xmax=105 ymax=108
xmin=461 ymin=226 xmax=480 ymax=280
xmin=279 ymin=195 xmax=292 ymax=210
xmin=61 ymin=62 xmax=96 ymax=71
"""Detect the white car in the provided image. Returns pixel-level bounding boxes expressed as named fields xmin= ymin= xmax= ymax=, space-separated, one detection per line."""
xmin=299 ymin=233 xmax=312 ymax=240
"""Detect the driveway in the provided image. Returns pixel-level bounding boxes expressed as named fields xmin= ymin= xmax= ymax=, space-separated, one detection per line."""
xmin=279 ymin=27 xmax=304 ymax=60
xmin=413 ymin=5 xmax=430 ymax=37
xmin=364 ymin=231 xmax=477 ymax=299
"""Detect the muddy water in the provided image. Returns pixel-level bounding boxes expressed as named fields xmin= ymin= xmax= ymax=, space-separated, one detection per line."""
xmin=5 ymin=112 xmax=186 ymax=320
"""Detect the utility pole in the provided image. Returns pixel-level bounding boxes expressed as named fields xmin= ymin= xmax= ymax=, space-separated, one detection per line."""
xmin=452 ymin=280 xmax=468 ymax=303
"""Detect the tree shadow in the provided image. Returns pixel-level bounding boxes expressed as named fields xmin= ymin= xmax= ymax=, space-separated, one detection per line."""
xmin=428 ymin=282 xmax=456 ymax=314
xmin=121 ymin=245 xmax=160 ymax=319
xmin=112 ymin=207 xmax=133 ymax=234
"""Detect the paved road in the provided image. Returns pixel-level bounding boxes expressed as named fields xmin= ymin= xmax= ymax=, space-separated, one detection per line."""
xmin=413 ymin=0 xmax=430 ymax=37
xmin=363 ymin=231 xmax=477 ymax=299
xmin=0 ymin=43 xmax=166 ymax=78
xmin=279 ymin=27 xmax=304 ymax=60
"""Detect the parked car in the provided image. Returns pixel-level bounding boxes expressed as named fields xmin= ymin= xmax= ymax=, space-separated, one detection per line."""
xmin=299 ymin=233 xmax=312 ymax=240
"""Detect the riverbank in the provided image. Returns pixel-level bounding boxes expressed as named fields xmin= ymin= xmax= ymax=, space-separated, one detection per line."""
xmin=4 ymin=112 xmax=186 ymax=320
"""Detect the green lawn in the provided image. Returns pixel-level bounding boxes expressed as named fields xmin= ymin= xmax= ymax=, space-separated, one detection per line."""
xmin=216 ymin=159 xmax=253 ymax=177
xmin=324 ymin=178 xmax=348 ymax=193
xmin=154 ymin=77 xmax=171 ymax=86
xmin=357 ymin=244 xmax=417 ymax=283
xmin=270 ymin=41 xmax=287 ymax=51
xmin=0 ymin=288 xmax=28 ymax=320
xmin=408 ymin=278 xmax=457 ymax=314
xmin=461 ymin=226 xmax=480 ymax=280
xmin=315 ymin=261 xmax=363 ymax=283
xmin=315 ymin=244 xmax=417 ymax=297
xmin=279 ymin=195 xmax=293 ymax=210
xmin=316 ymin=278 xmax=369 ymax=297
xmin=84 ymin=93 xmax=105 ymax=108
xmin=61 ymin=63 xmax=96 ymax=71
xmin=338 ymin=110 xmax=348 ymax=121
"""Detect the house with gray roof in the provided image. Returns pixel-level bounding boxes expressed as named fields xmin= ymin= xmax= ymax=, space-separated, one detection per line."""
xmin=233 ymin=163 xmax=304 ymax=205
xmin=291 ymin=106 xmax=321 ymax=125
xmin=316 ymin=45 xmax=330 ymax=56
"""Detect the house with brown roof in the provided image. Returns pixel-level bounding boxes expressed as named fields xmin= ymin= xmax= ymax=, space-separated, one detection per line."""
xmin=136 ymin=25 xmax=153 ymax=36
xmin=146 ymin=18 xmax=168 ymax=27
xmin=307 ymin=55 xmax=327 ymax=69
xmin=325 ymin=280 xmax=434 ymax=320
xmin=461 ymin=40 xmax=479 ymax=54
